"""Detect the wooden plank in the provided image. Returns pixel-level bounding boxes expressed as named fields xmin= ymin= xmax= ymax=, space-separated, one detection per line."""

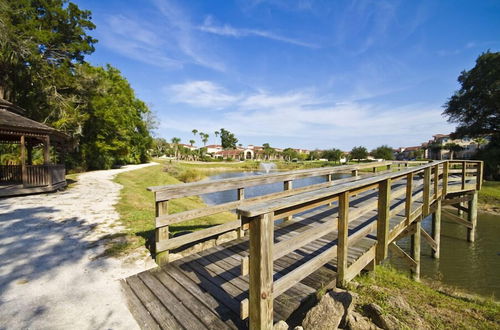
xmin=238 ymin=162 xmax=446 ymax=217
xmin=121 ymin=280 xmax=161 ymax=330
xmin=156 ymin=175 xmax=360 ymax=227
xmin=442 ymin=210 xmax=473 ymax=228
xmin=423 ymin=167 xmax=431 ymax=216
xmin=126 ymin=276 xmax=183 ymax=329
xmin=283 ymin=180 xmax=293 ymax=221
xmin=248 ymin=212 xmax=274 ymax=329
xmin=405 ymin=172 xmax=414 ymax=225
xmin=153 ymin=270 xmax=233 ymax=329
xmin=337 ymin=191 xmax=349 ymax=288
xmin=150 ymin=162 xmax=393 ymax=200
xmin=461 ymin=161 xmax=466 ymax=190
xmin=433 ymin=165 xmax=439 ymax=200
xmin=138 ymin=272 xmax=207 ymax=330
xmin=389 ymin=243 xmax=417 ymax=269
xmin=376 ymin=179 xmax=390 ymax=263
xmin=477 ymin=161 xmax=483 ymax=190
xmin=420 ymin=227 xmax=437 ymax=251
xmin=344 ymin=243 xmax=376 ymax=283
xmin=156 ymin=220 xmax=241 ymax=252
xmin=443 ymin=161 xmax=449 ymax=195
xmin=441 ymin=194 xmax=473 ymax=206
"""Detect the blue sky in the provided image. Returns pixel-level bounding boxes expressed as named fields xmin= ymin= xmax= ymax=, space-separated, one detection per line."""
xmin=75 ymin=0 xmax=500 ymax=150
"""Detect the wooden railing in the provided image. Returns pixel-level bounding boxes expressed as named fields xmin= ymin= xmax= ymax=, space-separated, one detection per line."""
xmin=236 ymin=160 xmax=482 ymax=329
xmin=0 ymin=164 xmax=66 ymax=187
xmin=148 ymin=161 xmax=426 ymax=264
xmin=0 ymin=165 xmax=22 ymax=183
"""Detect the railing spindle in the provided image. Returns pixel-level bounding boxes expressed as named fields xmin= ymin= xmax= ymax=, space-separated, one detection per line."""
xmin=376 ymin=179 xmax=391 ymax=263
xmin=337 ymin=191 xmax=349 ymax=288
xmin=155 ymin=198 xmax=169 ymax=265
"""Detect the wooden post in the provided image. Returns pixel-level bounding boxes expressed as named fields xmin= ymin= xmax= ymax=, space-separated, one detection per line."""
xmin=433 ymin=165 xmax=439 ymax=199
xmin=326 ymin=174 xmax=333 ymax=206
xmin=405 ymin=172 xmax=413 ymax=225
xmin=410 ymin=221 xmax=421 ymax=281
xmin=337 ymin=191 xmax=349 ymax=288
xmin=431 ymin=199 xmax=441 ymax=258
xmin=423 ymin=168 xmax=431 ymax=216
xmin=443 ymin=161 xmax=449 ymax=196
xmin=372 ymin=166 xmax=377 ymax=173
xmin=283 ymin=180 xmax=293 ymax=221
xmin=351 ymin=169 xmax=358 ymax=177
xmin=237 ymin=188 xmax=245 ymax=237
xmin=476 ymin=161 xmax=483 ymax=191
xmin=20 ymin=135 xmax=27 ymax=187
xmin=461 ymin=161 xmax=467 ymax=190
xmin=27 ymin=143 xmax=33 ymax=165
xmin=467 ymin=191 xmax=478 ymax=242
xmin=155 ymin=198 xmax=169 ymax=266
xmin=386 ymin=164 xmax=392 ymax=171
xmin=44 ymin=136 xmax=52 ymax=186
xmin=376 ymin=179 xmax=391 ymax=263
xmin=248 ymin=212 xmax=274 ymax=330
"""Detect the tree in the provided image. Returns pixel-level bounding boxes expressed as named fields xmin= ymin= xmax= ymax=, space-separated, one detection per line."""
xmin=189 ymin=139 xmax=195 ymax=146
xmin=214 ymin=130 xmax=220 ymax=145
xmin=428 ymin=143 xmax=443 ymax=160
xmin=191 ymin=129 xmax=198 ymax=138
xmin=200 ymin=132 xmax=209 ymax=146
xmin=443 ymin=52 xmax=499 ymax=138
xmin=219 ymin=128 xmax=238 ymax=149
xmin=350 ymin=146 xmax=368 ymax=163
xmin=322 ymin=149 xmax=343 ymax=163
xmin=443 ymin=142 xmax=463 ymax=160
xmin=262 ymin=143 xmax=275 ymax=160
xmin=371 ymin=145 xmax=394 ymax=160
xmin=282 ymin=148 xmax=298 ymax=161
xmin=171 ymin=137 xmax=180 ymax=159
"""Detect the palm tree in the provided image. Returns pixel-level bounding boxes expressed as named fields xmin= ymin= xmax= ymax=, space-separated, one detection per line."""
xmin=214 ymin=130 xmax=220 ymax=145
xmin=171 ymin=137 xmax=181 ymax=159
xmin=201 ymin=133 xmax=209 ymax=146
xmin=473 ymin=137 xmax=487 ymax=149
xmin=192 ymin=129 xmax=198 ymax=137
xmin=189 ymin=139 xmax=195 ymax=146
xmin=443 ymin=142 xmax=463 ymax=160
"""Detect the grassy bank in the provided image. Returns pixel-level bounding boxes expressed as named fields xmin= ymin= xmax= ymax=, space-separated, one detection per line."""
xmin=109 ymin=163 xmax=235 ymax=256
xmin=478 ymin=181 xmax=500 ymax=214
xmin=349 ymin=265 xmax=500 ymax=329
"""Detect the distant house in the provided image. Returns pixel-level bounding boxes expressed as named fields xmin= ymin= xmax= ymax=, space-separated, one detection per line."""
xmin=425 ymin=133 xmax=490 ymax=160
xmin=205 ymin=144 xmax=223 ymax=154
xmin=178 ymin=143 xmax=197 ymax=151
xmin=396 ymin=146 xmax=422 ymax=160
xmin=215 ymin=149 xmax=244 ymax=160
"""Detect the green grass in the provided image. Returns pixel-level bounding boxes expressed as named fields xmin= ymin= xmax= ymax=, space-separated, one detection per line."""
xmin=479 ymin=181 xmax=500 ymax=206
xmin=349 ymin=265 xmax=500 ymax=329
xmin=109 ymin=164 xmax=236 ymax=256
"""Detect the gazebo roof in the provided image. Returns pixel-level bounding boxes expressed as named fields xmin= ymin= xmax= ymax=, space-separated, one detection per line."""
xmin=0 ymin=99 xmax=69 ymax=143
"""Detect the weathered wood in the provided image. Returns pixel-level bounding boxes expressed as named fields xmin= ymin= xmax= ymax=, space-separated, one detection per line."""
xmin=476 ymin=161 xmax=483 ymax=190
xmin=420 ymin=227 xmax=437 ymax=251
xmin=423 ymin=167 xmax=431 ymax=216
xmin=337 ymin=191 xmax=349 ymax=288
xmin=467 ymin=191 xmax=478 ymax=242
xmin=155 ymin=199 xmax=169 ymax=265
xmin=442 ymin=210 xmax=473 ymax=229
xmin=376 ymin=179 xmax=391 ymax=263
xmin=432 ymin=199 xmax=441 ymax=258
xmin=433 ymin=165 xmax=439 ymax=199
xmin=121 ymin=280 xmax=161 ymax=330
xmin=461 ymin=161 xmax=466 ymax=190
xmin=441 ymin=194 xmax=473 ymax=206
xmin=283 ymin=180 xmax=293 ymax=221
xmin=443 ymin=162 xmax=449 ymax=195
xmin=151 ymin=162 xmax=393 ymax=200
xmin=156 ymin=220 xmax=241 ymax=252
xmin=248 ymin=212 xmax=274 ymax=330
xmin=389 ymin=242 xmax=417 ymax=269
xmin=344 ymin=243 xmax=376 ymax=283
xmin=405 ymin=172 xmax=414 ymax=226
xmin=410 ymin=221 xmax=421 ymax=281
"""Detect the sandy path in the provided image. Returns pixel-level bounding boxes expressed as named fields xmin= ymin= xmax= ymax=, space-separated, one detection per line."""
xmin=0 ymin=163 xmax=157 ymax=329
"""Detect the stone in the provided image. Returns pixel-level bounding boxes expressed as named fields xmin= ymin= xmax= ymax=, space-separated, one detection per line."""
xmin=274 ymin=320 xmax=289 ymax=330
xmin=302 ymin=291 xmax=345 ymax=330
xmin=347 ymin=311 xmax=381 ymax=330
xmin=362 ymin=303 xmax=401 ymax=330
xmin=330 ymin=288 xmax=357 ymax=328
xmin=293 ymin=327 xmax=304 ymax=330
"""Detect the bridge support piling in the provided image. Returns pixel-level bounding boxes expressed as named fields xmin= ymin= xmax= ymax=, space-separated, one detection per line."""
xmin=431 ymin=199 xmax=441 ymax=259
xmin=467 ymin=191 xmax=478 ymax=242
xmin=410 ymin=221 xmax=421 ymax=281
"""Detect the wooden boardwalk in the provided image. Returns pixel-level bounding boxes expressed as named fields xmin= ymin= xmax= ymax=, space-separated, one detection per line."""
xmin=122 ymin=160 xmax=482 ymax=329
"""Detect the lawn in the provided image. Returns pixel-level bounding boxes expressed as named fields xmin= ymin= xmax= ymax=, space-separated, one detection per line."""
xmin=349 ymin=265 xmax=500 ymax=329
xmin=479 ymin=181 xmax=500 ymax=206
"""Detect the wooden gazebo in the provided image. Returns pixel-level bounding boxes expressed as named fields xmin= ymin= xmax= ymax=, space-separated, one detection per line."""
xmin=0 ymin=98 xmax=68 ymax=197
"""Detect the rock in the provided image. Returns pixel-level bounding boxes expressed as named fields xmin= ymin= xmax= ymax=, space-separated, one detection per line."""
xmin=330 ymin=288 xmax=357 ymax=328
xmin=362 ymin=303 xmax=401 ymax=330
xmin=347 ymin=311 xmax=381 ymax=330
xmin=302 ymin=290 xmax=347 ymax=330
xmin=293 ymin=327 xmax=304 ymax=330
xmin=274 ymin=320 xmax=288 ymax=330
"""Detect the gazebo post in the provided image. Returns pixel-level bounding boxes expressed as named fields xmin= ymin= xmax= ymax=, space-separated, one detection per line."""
xmin=44 ymin=135 xmax=52 ymax=187
xmin=20 ymin=135 xmax=27 ymax=187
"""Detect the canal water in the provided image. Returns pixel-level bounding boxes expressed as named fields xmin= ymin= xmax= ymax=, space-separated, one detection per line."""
xmin=202 ymin=171 xmax=500 ymax=300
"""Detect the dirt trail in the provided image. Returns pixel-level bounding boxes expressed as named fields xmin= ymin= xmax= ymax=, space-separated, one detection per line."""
xmin=0 ymin=163 xmax=157 ymax=329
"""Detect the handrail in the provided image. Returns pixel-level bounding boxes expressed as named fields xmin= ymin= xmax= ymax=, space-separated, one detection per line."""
xmin=236 ymin=160 xmax=482 ymax=328
xmin=150 ymin=160 xmax=426 ymax=264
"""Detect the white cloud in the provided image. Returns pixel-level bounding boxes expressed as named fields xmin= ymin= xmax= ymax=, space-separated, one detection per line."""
xmin=199 ymin=16 xmax=318 ymax=48
xmin=161 ymin=80 xmax=455 ymax=149
xmin=168 ymin=81 xmax=242 ymax=108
